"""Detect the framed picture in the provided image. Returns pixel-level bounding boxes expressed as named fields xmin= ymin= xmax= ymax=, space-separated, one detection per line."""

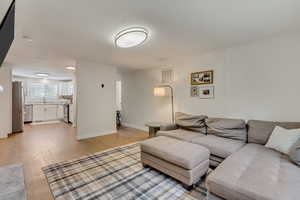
xmin=190 ymin=86 xmax=199 ymax=97
xmin=199 ymin=86 xmax=214 ymax=99
xmin=191 ymin=70 xmax=213 ymax=85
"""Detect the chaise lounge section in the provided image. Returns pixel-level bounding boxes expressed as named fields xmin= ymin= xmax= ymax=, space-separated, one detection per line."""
xmin=206 ymin=120 xmax=300 ymax=200
xmin=151 ymin=113 xmax=300 ymax=200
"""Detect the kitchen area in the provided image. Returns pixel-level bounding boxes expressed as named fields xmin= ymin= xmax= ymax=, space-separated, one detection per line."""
xmin=12 ymin=75 xmax=76 ymax=133
xmin=24 ymin=99 xmax=75 ymax=124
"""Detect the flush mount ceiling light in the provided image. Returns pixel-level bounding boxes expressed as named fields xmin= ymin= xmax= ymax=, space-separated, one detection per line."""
xmin=115 ymin=27 xmax=148 ymax=48
xmin=66 ymin=66 xmax=76 ymax=71
xmin=35 ymin=73 xmax=49 ymax=77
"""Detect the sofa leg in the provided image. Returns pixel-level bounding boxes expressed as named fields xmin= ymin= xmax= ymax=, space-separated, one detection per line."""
xmin=142 ymin=163 xmax=149 ymax=168
xmin=182 ymin=183 xmax=194 ymax=191
xmin=202 ymin=171 xmax=208 ymax=180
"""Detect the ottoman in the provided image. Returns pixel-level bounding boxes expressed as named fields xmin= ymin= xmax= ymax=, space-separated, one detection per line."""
xmin=140 ymin=136 xmax=210 ymax=189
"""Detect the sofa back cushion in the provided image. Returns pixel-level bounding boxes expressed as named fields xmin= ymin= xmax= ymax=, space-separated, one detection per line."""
xmin=248 ymin=120 xmax=300 ymax=145
xmin=205 ymin=118 xmax=247 ymax=142
xmin=175 ymin=112 xmax=207 ymax=133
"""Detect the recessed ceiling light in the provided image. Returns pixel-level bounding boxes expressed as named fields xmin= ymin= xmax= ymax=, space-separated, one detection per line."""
xmin=115 ymin=27 xmax=148 ymax=48
xmin=35 ymin=73 xmax=49 ymax=77
xmin=66 ymin=66 xmax=76 ymax=71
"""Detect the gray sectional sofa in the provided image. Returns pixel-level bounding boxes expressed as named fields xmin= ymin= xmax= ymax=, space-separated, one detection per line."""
xmin=156 ymin=112 xmax=300 ymax=200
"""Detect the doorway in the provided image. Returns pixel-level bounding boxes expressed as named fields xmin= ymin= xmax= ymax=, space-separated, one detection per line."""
xmin=116 ymin=81 xmax=122 ymax=128
xmin=116 ymin=81 xmax=122 ymax=111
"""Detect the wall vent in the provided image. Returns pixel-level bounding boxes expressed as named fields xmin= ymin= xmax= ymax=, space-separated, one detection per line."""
xmin=161 ymin=69 xmax=174 ymax=83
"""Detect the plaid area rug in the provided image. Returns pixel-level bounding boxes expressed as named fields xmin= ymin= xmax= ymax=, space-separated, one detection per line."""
xmin=43 ymin=143 xmax=208 ymax=200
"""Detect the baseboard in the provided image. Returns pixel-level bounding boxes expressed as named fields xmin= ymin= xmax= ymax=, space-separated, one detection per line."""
xmin=122 ymin=123 xmax=148 ymax=132
xmin=0 ymin=133 xmax=8 ymax=139
xmin=76 ymin=129 xmax=117 ymax=140
xmin=31 ymin=120 xmax=62 ymax=125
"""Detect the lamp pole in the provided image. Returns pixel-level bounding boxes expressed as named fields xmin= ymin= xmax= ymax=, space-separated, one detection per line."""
xmin=159 ymin=85 xmax=174 ymax=123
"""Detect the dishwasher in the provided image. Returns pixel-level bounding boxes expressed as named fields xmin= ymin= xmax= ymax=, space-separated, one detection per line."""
xmin=24 ymin=104 xmax=33 ymax=123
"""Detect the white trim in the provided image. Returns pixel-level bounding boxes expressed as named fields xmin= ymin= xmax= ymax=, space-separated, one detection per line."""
xmin=0 ymin=132 xmax=8 ymax=139
xmin=122 ymin=123 xmax=148 ymax=132
xmin=31 ymin=120 xmax=62 ymax=125
xmin=76 ymin=129 xmax=117 ymax=140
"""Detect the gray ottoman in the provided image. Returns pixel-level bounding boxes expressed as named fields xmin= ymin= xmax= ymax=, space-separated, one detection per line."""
xmin=140 ymin=136 xmax=210 ymax=189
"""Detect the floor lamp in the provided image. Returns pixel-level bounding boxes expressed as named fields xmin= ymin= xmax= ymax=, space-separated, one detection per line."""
xmin=153 ymin=85 xmax=175 ymax=123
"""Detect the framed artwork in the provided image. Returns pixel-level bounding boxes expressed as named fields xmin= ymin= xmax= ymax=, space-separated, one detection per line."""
xmin=199 ymin=86 xmax=214 ymax=99
xmin=190 ymin=86 xmax=199 ymax=97
xmin=191 ymin=70 xmax=213 ymax=85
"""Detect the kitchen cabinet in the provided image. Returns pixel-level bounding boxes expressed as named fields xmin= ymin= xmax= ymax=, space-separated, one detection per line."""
xmin=57 ymin=105 xmax=64 ymax=119
xmin=44 ymin=105 xmax=58 ymax=121
xmin=33 ymin=105 xmax=45 ymax=121
xmin=33 ymin=104 xmax=65 ymax=122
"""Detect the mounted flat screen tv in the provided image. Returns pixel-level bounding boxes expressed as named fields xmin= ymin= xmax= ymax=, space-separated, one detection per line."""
xmin=0 ymin=0 xmax=15 ymax=67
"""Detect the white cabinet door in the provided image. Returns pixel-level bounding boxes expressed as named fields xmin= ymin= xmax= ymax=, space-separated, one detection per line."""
xmin=57 ymin=105 xmax=64 ymax=119
xmin=44 ymin=105 xmax=58 ymax=121
xmin=33 ymin=105 xmax=45 ymax=121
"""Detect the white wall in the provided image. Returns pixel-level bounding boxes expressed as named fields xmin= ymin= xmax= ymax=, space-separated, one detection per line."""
xmin=121 ymin=33 xmax=300 ymax=130
xmin=71 ymin=75 xmax=77 ymax=127
xmin=0 ymin=65 xmax=12 ymax=138
xmin=76 ymin=61 xmax=117 ymax=140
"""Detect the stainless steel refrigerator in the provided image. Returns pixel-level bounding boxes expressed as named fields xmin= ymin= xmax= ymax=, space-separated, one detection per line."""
xmin=12 ymin=81 xmax=24 ymax=133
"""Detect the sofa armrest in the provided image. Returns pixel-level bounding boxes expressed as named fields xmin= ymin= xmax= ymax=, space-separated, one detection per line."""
xmin=160 ymin=124 xmax=178 ymax=131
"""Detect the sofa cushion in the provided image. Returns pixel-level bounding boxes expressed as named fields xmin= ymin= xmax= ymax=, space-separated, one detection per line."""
xmin=191 ymin=135 xmax=245 ymax=159
xmin=140 ymin=136 xmax=210 ymax=170
xmin=205 ymin=118 xmax=247 ymax=142
xmin=175 ymin=112 xmax=207 ymax=132
xmin=206 ymin=143 xmax=300 ymax=200
xmin=157 ymin=128 xmax=205 ymax=142
xmin=248 ymin=120 xmax=300 ymax=145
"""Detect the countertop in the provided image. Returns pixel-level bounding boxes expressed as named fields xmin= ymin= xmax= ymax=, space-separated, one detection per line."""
xmin=25 ymin=103 xmax=70 ymax=106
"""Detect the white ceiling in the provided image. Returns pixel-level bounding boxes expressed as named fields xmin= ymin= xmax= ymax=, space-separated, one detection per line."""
xmin=5 ymin=0 xmax=300 ymax=78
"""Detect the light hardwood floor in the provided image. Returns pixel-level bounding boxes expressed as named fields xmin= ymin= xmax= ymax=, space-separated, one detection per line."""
xmin=0 ymin=122 xmax=148 ymax=200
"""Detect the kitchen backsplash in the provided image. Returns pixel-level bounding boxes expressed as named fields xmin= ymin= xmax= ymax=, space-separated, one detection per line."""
xmin=25 ymin=99 xmax=70 ymax=105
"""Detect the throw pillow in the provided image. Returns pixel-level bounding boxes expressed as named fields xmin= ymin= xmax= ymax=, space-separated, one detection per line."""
xmin=265 ymin=126 xmax=300 ymax=154
xmin=289 ymin=138 xmax=300 ymax=166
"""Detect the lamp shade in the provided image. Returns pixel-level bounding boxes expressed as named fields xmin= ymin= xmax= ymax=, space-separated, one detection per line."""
xmin=0 ymin=85 xmax=3 ymax=93
xmin=154 ymin=87 xmax=167 ymax=96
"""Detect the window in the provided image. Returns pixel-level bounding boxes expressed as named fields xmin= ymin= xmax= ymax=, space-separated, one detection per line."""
xmin=26 ymin=80 xmax=73 ymax=102
xmin=27 ymin=82 xmax=59 ymax=101
xmin=59 ymin=82 xmax=73 ymax=96
xmin=45 ymin=84 xmax=58 ymax=99
xmin=28 ymin=83 xmax=45 ymax=99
